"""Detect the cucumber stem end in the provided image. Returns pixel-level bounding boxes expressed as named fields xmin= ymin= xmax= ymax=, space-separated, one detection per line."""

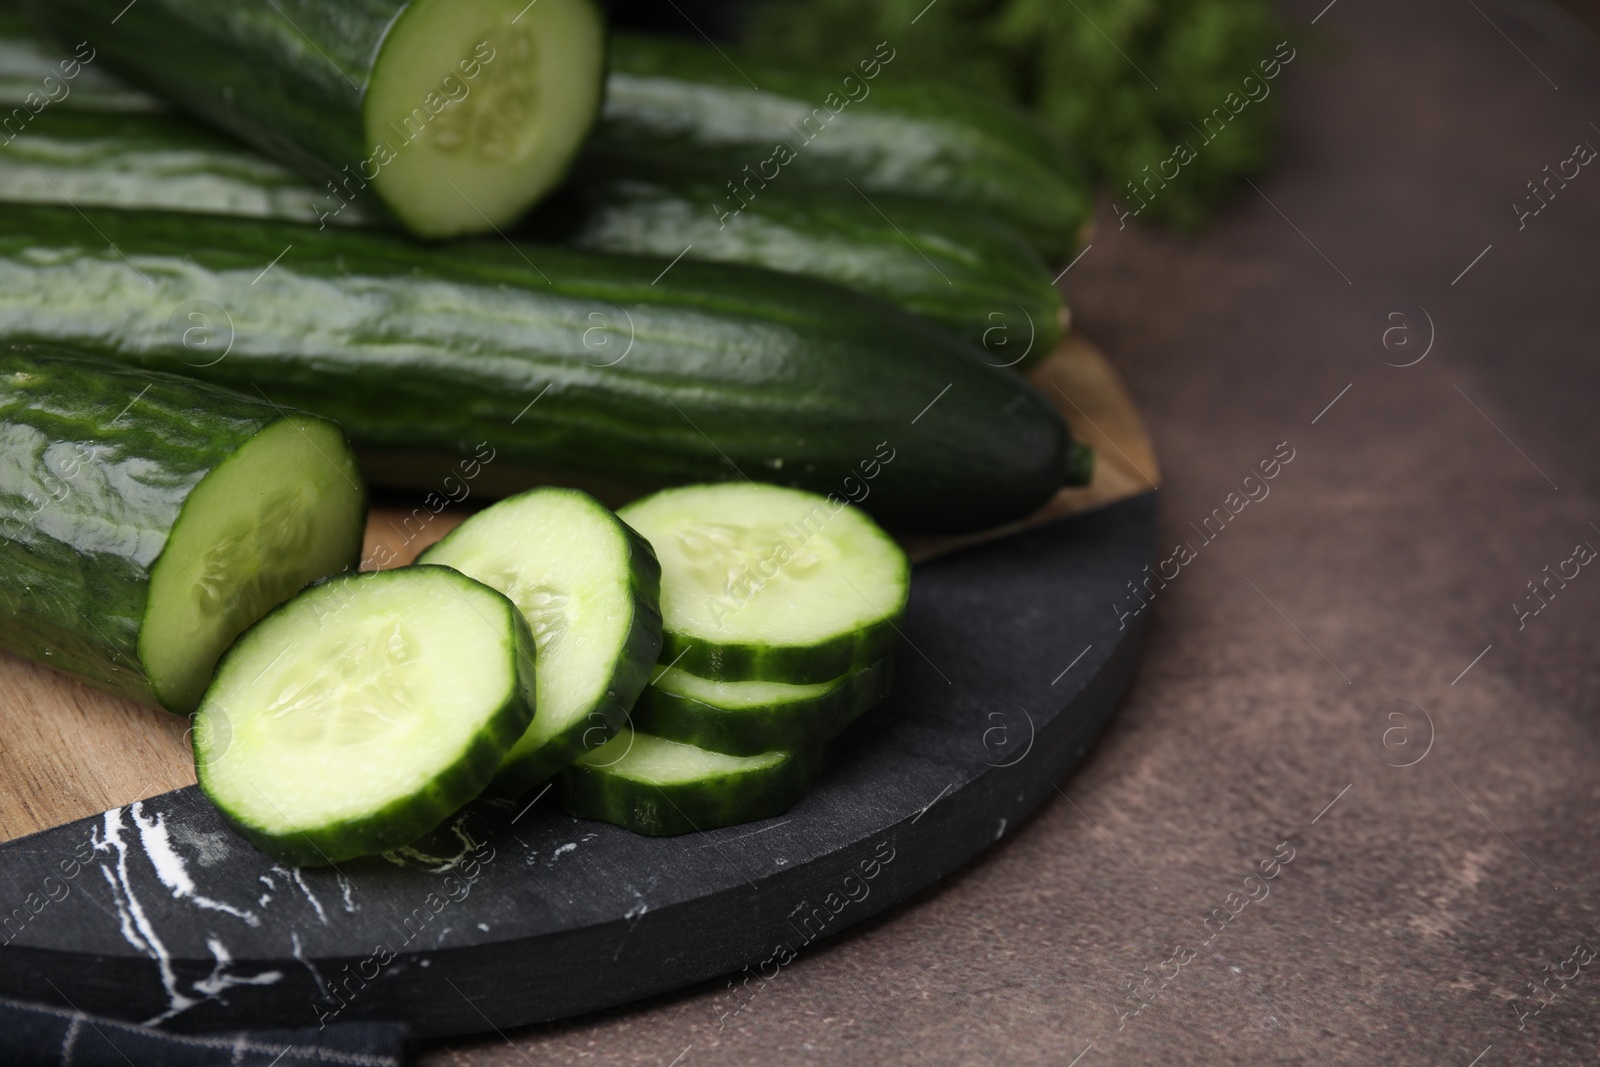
xmin=1064 ymin=442 xmax=1096 ymax=488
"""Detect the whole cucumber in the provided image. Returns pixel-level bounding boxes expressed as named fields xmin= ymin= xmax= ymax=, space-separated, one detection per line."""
xmin=0 ymin=204 xmax=1087 ymax=534
xmin=537 ymin=174 xmax=1065 ymax=360
xmin=594 ymin=34 xmax=1093 ymax=261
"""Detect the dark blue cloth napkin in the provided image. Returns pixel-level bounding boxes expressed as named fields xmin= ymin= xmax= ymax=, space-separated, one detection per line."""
xmin=0 ymin=996 xmax=408 ymax=1067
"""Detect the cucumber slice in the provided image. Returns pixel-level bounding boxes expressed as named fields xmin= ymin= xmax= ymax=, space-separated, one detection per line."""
xmin=418 ymin=487 xmax=663 ymax=796
xmin=633 ymin=659 xmax=892 ymax=756
xmin=194 ymin=566 xmax=537 ymax=866
xmin=618 ymin=484 xmax=910 ymax=684
xmin=558 ymin=727 xmax=822 ymax=836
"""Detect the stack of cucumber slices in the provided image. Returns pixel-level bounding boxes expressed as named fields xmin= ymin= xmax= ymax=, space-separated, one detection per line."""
xmin=563 ymin=484 xmax=910 ymax=836
xmin=190 ymin=483 xmax=909 ymax=863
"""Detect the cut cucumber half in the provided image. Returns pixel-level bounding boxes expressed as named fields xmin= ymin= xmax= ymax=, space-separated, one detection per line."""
xmin=26 ymin=0 xmax=606 ymax=239
xmin=558 ymin=727 xmax=821 ymax=836
xmin=619 ymin=484 xmax=910 ymax=684
xmin=144 ymin=416 xmax=367 ymax=713
xmin=194 ymin=566 xmax=537 ymax=866
xmin=634 ymin=659 xmax=893 ymax=756
xmin=418 ymin=487 xmax=662 ymax=796
xmin=0 ymin=345 xmax=365 ymax=714
xmin=366 ymin=0 xmax=607 ymax=237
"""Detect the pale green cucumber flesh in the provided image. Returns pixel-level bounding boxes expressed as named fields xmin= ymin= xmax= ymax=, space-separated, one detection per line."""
xmin=195 ymin=566 xmax=536 ymax=866
xmin=654 ymin=665 xmax=843 ymax=708
xmin=364 ymin=0 xmax=605 ymax=237
xmin=635 ymin=658 xmax=893 ymax=755
xmin=143 ymin=416 xmax=365 ymax=714
xmin=418 ymin=487 xmax=662 ymax=795
xmin=619 ymin=484 xmax=910 ymax=684
xmin=558 ymin=727 xmax=822 ymax=835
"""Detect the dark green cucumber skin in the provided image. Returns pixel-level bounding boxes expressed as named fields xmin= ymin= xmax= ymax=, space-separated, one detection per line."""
xmin=0 ymin=104 xmax=1063 ymax=359
xmin=532 ymin=176 xmax=1065 ymax=360
xmin=557 ymin=743 xmax=823 ymax=836
xmin=634 ymin=658 xmax=892 ymax=757
xmin=0 ymin=14 xmax=158 ymax=113
xmin=0 ymin=344 xmax=357 ymax=710
xmin=0 ymin=108 xmax=378 ymax=225
xmin=593 ymin=35 xmax=1093 ymax=260
xmin=0 ymin=7 xmax=34 ymax=37
xmin=418 ymin=493 xmax=665 ymax=797
xmin=661 ymin=609 xmax=901 ymax=687
xmin=21 ymin=0 xmax=396 ymax=210
xmin=196 ymin=566 xmax=539 ymax=868
xmin=0 ymin=203 xmax=1083 ymax=534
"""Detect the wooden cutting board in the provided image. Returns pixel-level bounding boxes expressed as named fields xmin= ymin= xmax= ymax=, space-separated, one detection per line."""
xmin=0 ymin=333 xmax=1158 ymax=845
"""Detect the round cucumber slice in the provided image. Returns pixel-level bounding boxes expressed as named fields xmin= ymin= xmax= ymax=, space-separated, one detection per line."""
xmin=194 ymin=566 xmax=537 ymax=866
xmin=143 ymin=414 xmax=366 ymax=714
xmin=418 ymin=487 xmax=663 ymax=796
xmin=365 ymin=0 xmax=606 ymax=238
xmin=618 ymin=484 xmax=910 ymax=684
xmin=558 ymin=727 xmax=822 ymax=836
xmin=634 ymin=659 xmax=893 ymax=756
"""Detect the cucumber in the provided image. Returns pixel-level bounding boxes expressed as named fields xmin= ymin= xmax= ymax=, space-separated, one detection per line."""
xmin=417 ymin=487 xmax=663 ymax=796
xmin=0 ymin=203 xmax=1087 ymax=535
xmin=634 ymin=658 xmax=891 ymax=756
xmin=538 ymin=175 xmax=1066 ymax=358
xmin=558 ymin=727 xmax=822 ymax=835
xmin=0 ymin=344 xmax=366 ymax=713
xmin=0 ymin=109 xmax=378 ymax=226
xmin=593 ymin=34 xmax=1093 ymax=260
xmin=194 ymin=566 xmax=537 ymax=866
xmin=0 ymin=105 xmax=1061 ymax=355
xmin=0 ymin=14 xmax=156 ymax=113
xmin=619 ymin=484 xmax=910 ymax=684
xmin=22 ymin=0 xmax=606 ymax=237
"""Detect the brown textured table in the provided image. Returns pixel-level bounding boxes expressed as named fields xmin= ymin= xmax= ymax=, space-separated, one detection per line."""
xmin=424 ymin=1 xmax=1600 ymax=1063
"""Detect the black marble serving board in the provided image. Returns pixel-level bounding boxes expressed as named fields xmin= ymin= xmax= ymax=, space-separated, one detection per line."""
xmin=0 ymin=493 xmax=1156 ymax=1039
